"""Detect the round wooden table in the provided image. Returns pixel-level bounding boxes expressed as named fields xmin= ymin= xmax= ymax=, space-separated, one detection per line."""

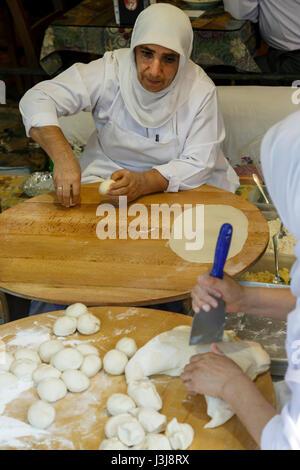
xmin=0 ymin=183 xmax=268 ymax=305
xmin=0 ymin=307 xmax=274 ymax=450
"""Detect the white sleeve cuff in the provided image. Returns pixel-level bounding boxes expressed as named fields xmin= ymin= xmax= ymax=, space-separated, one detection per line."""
xmin=152 ymin=165 xmax=181 ymax=192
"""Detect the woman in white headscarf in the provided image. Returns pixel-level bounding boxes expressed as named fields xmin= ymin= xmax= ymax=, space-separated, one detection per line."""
xmin=19 ymin=3 xmax=238 ymax=208
xmin=181 ymin=110 xmax=300 ymax=449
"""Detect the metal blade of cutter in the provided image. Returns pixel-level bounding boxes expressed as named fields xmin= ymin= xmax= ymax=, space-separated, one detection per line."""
xmin=189 ymin=223 xmax=233 ymax=345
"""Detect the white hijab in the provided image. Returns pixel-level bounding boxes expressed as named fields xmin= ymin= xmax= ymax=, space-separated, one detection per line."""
xmin=261 ymin=111 xmax=300 ymax=301
xmin=114 ymin=3 xmax=202 ymax=128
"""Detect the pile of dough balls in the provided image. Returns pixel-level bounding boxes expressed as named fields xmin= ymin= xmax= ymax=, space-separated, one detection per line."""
xmin=99 ymin=333 xmax=194 ymax=450
xmin=0 ymin=303 xmax=103 ymax=431
xmin=53 ymin=303 xmax=101 ymax=337
xmin=99 ymin=383 xmax=194 ymax=450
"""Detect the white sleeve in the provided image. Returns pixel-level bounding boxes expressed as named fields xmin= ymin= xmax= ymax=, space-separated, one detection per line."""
xmin=260 ymin=307 xmax=300 ymax=450
xmin=153 ymin=88 xmax=226 ymax=192
xmin=223 ymin=0 xmax=259 ymax=22
xmin=19 ymin=59 xmax=106 ymax=137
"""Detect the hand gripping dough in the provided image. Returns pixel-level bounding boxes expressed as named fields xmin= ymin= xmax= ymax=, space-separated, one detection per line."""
xmin=105 ymin=413 xmax=138 ymax=438
xmin=27 ymin=400 xmax=55 ymax=429
xmin=37 ymin=377 xmax=67 ymax=402
xmin=99 ymin=179 xmax=114 ymax=196
xmin=99 ymin=437 xmax=128 ymax=450
xmin=39 ymin=340 xmax=64 ymax=363
xmin=106 ymin=393 xmax=136 ymax=416
xmin=10 ymin=359 xmax=38 ymax=379
xmin=65 ymin=303 xmax=88 ymax=318
xmin=32 ymin=364 xmax=61 ymax=384
xmin=127 ymin=378 xmax=162 ymax=411
xmin=50 ymin=348 xmax=83 ymax=372
xmin=0 ymin=372 xmax=18 ymax=388
xmin=136 ymin=408 xmax=167 ymax=433
xmin=61 ymin=369 xmax=90 ymax=393
xmin=14 ymin=348 xmax=41 ymax=364
xmin=103 ymin=349 xmax=128 ymax=375
xmin=115 ymin=337 xmax=137 ymax=358
xmin=53 ymin=316 xmax=77 ymax=337
xmin=77 ymin=313 xmax=101 ymax=335
xmin=117 ymin=420 xmax=145 ymax=447
xmin=165 ymin=418 xmax=194 ymax=450
xmin=80 ymin=354 xmax=102 ymax=378
xmin=125 ymin=325 xmax=270 ymax=428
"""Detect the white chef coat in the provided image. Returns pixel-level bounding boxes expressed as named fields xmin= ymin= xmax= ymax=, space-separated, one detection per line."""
xmin=260 ymin=111 xmax=300 ymax=450
xmin=223 ymin=0 xmax=300 ymax=51
xmin=19 ymin=52 xmax=239 ymax=193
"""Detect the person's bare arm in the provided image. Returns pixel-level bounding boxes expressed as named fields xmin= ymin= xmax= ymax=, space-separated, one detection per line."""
xmin=29 ymin=125 xmax=81 ymax=207
xmin=191 ymin=271 xmax=296 ymax=321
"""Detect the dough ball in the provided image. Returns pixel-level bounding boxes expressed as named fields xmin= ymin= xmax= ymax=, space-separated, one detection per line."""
xmin=50 ymin=348 xmax=83 ymax=371
xmin=0 ymin=372 xmax=18 ymax=388
xmin=39 ymin=340 xmax=64 ymax=363
xmin=27 ymin=400 xmax=55 ymax=429
xmin=142 ymin=433 xmax=172 ymax=450
xmin=65 ymin=303 xmax=88 ymax=318
xmin=14 ymin=347 xmax=41 ymax=364
xmin=127 ymin=379 xmax=162 ymax=411
xmin=10 ymin=359 xmax=38 ymax=379
xmin=80 ymin=354 xmax=102 ymax=378
xmin=165 ymin=418 xmax=194 ymax=450
xmin=0 ymin=352 xmax=14 ymax=372
xmin=117 ymin=420 xmax=145 ymax=447
xmin=76 ymin=313 xmax=101 ymax=335
xmin=61 ymin=369 xmax=90 ymax=393
xmin=32 ymin=364 xmax=61 ymax=384
xmin=98 ymin=179 xmax=114 ymax=196
xmin=76 ymin=343 xmax=100 ymax=356
xmin=37 ymin=377 xmax=67 ymax=402
xmin=104 ymin=413 xmax=137 ymax=439
xmin=53 ymin=316 xmax=77 ymax=337
xmin=106 ymin=393 xmax=136 ymax=416
xmin=103 ymin=349 xmax=128 ymax=376
xmin=136 ymin=408 xmax=166 ymax=433
xmin=99 ymin=437 xmax=128 ymax=450
xmin=115 ymin=337 xmax=137 ymax=358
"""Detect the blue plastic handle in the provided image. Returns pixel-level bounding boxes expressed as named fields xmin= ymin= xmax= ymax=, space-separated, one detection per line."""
xmin=210 ymin=223 xmax=233 ymax=279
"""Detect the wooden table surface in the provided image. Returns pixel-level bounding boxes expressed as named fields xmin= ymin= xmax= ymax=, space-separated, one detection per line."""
xmin=0 ymin=307 xmax=275 ymax=450
xmin=0 ymin=183 xmax=268 ymax=305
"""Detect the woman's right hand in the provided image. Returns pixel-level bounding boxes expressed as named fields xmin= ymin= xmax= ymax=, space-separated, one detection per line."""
xmin=53 ymin=156 xmax=81 ymax=207
xmin=191 ymin=271 xmax=245 ymax=314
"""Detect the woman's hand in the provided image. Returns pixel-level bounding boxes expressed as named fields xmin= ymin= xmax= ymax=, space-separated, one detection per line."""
xmin=180 ymin=344 xmax=246 ymax=399
xmin=191 ymin=271 xmax=246 ymax=314
xmin=53 ymin=155 xmax=81 ymax=207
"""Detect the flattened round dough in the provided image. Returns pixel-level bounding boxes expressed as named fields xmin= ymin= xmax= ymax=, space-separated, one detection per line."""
xmin=10 ymin=359 xmax=37 ymax=379
xmin=169 ymin=204 xmax=248 ymax=263
xmin=14 ymin=348 xmax=41 ymax=364
xmin=0 ymin=372 xmax=18 ymax=388
xmin=80 ymin=354 xmax=102 ymax=378
xmin=115 ymin=337 xmax=137 ymax=358
xmin=76 ymin=344 xmax=100 ymax=356
xmin=27 ymin=400 xmax=55 ymax=429
xmin=32 ymin=364 xmax=61 ymax=384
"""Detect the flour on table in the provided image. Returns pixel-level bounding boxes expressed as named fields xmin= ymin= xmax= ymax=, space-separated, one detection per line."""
xmin=125 ymin=325 xmax=270 ymax=428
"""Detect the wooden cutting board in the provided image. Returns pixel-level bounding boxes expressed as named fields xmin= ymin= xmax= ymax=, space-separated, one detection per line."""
xmin=0 ymin=183 xmax=268 ymax=305
xmin=0 ymin=307 xmax=274 ymax=450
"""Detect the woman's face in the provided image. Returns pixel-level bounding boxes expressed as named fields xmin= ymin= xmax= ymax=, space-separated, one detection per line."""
xmin=135 ymin=44 xmax=180 ymax=92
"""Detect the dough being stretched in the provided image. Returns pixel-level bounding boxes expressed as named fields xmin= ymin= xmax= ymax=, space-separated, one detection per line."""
xmin=125 ymin=326 xmax=270 ymax=428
